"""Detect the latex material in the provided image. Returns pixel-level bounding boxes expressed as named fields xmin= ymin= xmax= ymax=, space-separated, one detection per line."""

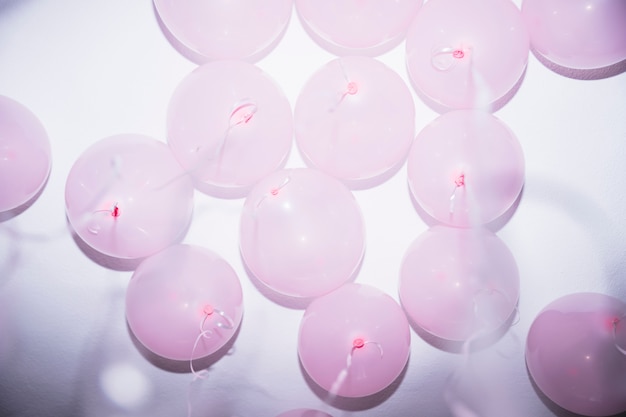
xmin=65 ymin=134 xmax=194 ymax=259
xmin=276 ymin=410 xmax=333 ymax=417
xmin=239 ymin=168 xmax=365 ymax=298
xmin=298 ymin=284 xmax=410 ymax=397
xmin=526 ymin=293 xmax=626 ymax=417
xmin=167 ymin=61 xmax=293 ymax=196
xmin=126 ymin=244 xmax=243 ymax=361
xmin=153 ymin=0 xmax=293 ymax=62
xmin=407 ymin=110 xmax=524 ymax=228
xmin=406 ymin=0 xmax=529 ymax=110
xmin=399 ymin=226 xmax=519 ymax=342
xmin=0 ymin=95 xmax=51 ymax=213
xmin=522 ymin=0 xmax=626 ymax=70
xmin=294 ymin=56 xmax=415 ymax=184
xmin=295 ymin=0 xmax=422 ymax=55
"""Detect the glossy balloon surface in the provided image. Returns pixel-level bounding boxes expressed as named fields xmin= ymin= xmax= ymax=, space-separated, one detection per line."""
xmin=239 ymin=168 xmax=365 ymax=298
xmin=526 ymin=293 xmax=626 ymax=417
xmin=275 ymin=410 xmax=333 ymax=417
xmin=126 ymin=244 xmax=243 ymax=361
xmin=298 ymin=284 xmax=410 ymax=397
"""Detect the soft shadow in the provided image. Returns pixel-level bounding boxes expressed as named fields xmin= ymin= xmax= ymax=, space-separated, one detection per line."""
xmin=526 ymin=365 xmax=593 ymax=417
xmin=531 ymin=48 xmax=626 ymax=80
xmin=0 ymin=174 xmax=49 ymax=222
xmin=299 ymin=355 xmax=409 ymax=411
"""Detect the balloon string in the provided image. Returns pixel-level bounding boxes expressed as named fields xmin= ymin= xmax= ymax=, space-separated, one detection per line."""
xmin=189 ymin=306 xmax=235 ymax=379
xmin=329 ymin=59 xmax=358 ymax=113
xmin=328 ymin=339 xmax=383 ymax=395
xmin=613 ymin=315 xmax=626 ymax=356
xmin=431 ymin=46 xmax=467 ymax=72
xmin=255 ymin=173 xmax=292 ymax=210
xmin=449 ymin=173 xmax=466 ymax=216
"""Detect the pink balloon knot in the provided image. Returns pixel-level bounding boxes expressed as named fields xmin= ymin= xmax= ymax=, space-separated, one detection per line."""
xmin=270 ymin=187 xmax=280 ymax=196
xmin=452 ymin=49 xmax=465 ymax=59
xmin=353 ymin=338 xmax=365 ymax=349
xmin=203 ymin=305 xmax=214 ymax=316
xmin=111 ymin=203 xmax=120 ymax=218
xmin=346 ymin=82 xmax=358 ymax=95
xmin=455 ymin=174 xmax=465 ymax=187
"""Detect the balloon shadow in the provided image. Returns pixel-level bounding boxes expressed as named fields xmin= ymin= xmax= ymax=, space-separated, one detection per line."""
xmin=0 ymin=173 xmax=50 ymax=223
xmin=152 ymin=2 xmax=292 ymax=65
xmin=298 ymin=355 xmax=409 ymax=411
xmin=531 ymin=48 xmax=626 ymax=80
xmin=127 ymin=319 xmax=241 ymax=374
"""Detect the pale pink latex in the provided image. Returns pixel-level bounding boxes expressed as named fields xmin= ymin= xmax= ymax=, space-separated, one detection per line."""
xmin=294 ymin=56 xmax=415 ymax=184
xmin=295 ymin=0 xmax=422 ymax=56
xmin=522 ymin=0 xmax=626 ymax=70
xmin=153 ymin=0 xmax=293 ymax=62
xmin=399 ymin=226 xmax=519 ymax=342
xmin=276 ymin=410 xmax=333 ymax=417
xmin=126 ymin=244 xmax=243 ymax=361
xmin=407 ymin=110 xmax=524 ymax=228
xmin=0 ymin=95 xmax=51 ymax=213
xmin=239 ymin=168 xmax=365 ymax=298
xmin=167 ymin=61 xmax=293 ymax=197
xmin=298 ymin=283 xmax=410 ymax=397
xmin=526 ymin=293 xmax=626 ymax=417
xmin=65 ymin=134 xmax=194 ymax=259
xmin=405 ymin=0 xmax=529 ymax=111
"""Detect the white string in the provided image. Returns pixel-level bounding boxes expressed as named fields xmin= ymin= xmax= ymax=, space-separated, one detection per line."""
xmin=328 ymin=339 xmax=384 ymax=395
xmin=613 ymin=314 xmax=626 ymax=356
xmin=431 ymin=45 xmax=467 ymax=72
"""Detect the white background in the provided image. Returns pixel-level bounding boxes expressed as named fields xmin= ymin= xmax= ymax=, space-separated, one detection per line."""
xmin=1 ymin=1 xmax=625 ymax=417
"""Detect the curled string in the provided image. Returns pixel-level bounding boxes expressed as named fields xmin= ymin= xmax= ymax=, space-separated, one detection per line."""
xmin=189 ymin=307 xmax=235 ymax=379
xmin=328 ymin=339 xmax=384 ymax=395
xmin=431 ymin=46 xmax=467 ymax=72
xmin=329 ymin=59 xmax=358 ymax=113
xmin=254 ymin=173 xmax=292 ymax=210
xmin=613 ymin=314 xmax=626 ymax=356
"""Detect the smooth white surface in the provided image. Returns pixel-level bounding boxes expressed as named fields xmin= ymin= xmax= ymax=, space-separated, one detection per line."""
xmin=0 ymin=1 xmax=625 ymax=417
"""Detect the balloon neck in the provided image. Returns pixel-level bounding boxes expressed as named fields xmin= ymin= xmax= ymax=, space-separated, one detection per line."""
xmin=455 ymin=173 xmax=465 ymax=187
xmin=352 ymin=338 xmax=365 ymax=349
xmin=111 ymin=203 xmax=120 ymax=218
xmin=346 ymin=81 xmax=358 ymax=95
xmin=203 ymin=304 xmax=214 ymax=316
xmin=431 ymin=46 xmax=469 ymax=71
xmin=452 ymin=49 xmax=465 ymax=59
xmin=229 ymin=100 xmax=257 ymax=127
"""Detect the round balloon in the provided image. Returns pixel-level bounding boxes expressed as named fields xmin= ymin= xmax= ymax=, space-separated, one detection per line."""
xmin=239 ymin=168 xmax=365 ymax=298
xmin=276 ymin=410 xmax=333 ymax=417
xmin=295 ymin=0 xmax=422 ymax=56
xmin=153 ymin=0 xmax=293 ymax=62
xmin=294 ymin=56 xmax=415 ymax=184
xmin=65 ymin=134 xmax=194 ymax=259
xmin=522 ymin=0 xmax=626 ymax=70
xmin=167 ymin=61 xmax=293 ymax=197
xmin=407 ymin=110 xmax=524 ymax=228
xmin=406 ymin=0 xmax=529 ymax=110
xmin=298 ymin=283 xmax=410 ymax=397
xmin=0 ymin=95 xmax=52 ymax=213
xmin=399 ymin=226 xmax=519 ymax=342
xmin=526 ymin=293 xmax=626 ymax=417
xmin=126 ymin=244 xmax=243 ymax=361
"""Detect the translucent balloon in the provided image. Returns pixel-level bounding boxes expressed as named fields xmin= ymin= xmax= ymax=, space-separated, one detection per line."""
xmin=65 ymin=134 xmax=194 ymax=259
xmin=298 ymin=283 xmax=410 ymax=397
xmin=405 ymin=0 xmax=529 ymax=111
xmin=407 ymin=110 xmax=524 ymax=228
xmin=153 ymin=0 xmax=293 ymax=62
xmin=294 ymin=56 xmax=415 ymax=185
xmin=526 ymin=293 xmax=626 ymax=417
xmin=399 ymin=226 xmax=519 ymax=342
xmin=276 ymin=410 xmax=333 ymax=417
xmin=0 ymin=95 xmax=51 ymax=213
xmin=167 ymin=61 xmax=293 ymax=197
xmin=126 ymin=244 xmax=243 ymax=361
xmin=239 ymin=168 xmax=365 ymax=298
xmin=295 ymin=0 xmax=422 ymax=56
xmin=522 ymin=0 xmax=626 ymax=70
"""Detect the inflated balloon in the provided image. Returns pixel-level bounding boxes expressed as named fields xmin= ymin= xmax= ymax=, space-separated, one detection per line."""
xmin=126 ymin=244 xmax=243 ymax=361
xmin=276 ymin=410 xmax=333 ymax=417
xmin=407 ymin=110 xmax=524 ymax=228
xmin=295 ymin=0 xmax=422 ymax=55
xmin=522 ymin=0 xmax=626 ymax=70
xmin=153 ymin=0 xmax=293 ymax=62
xmin=167 ymin=61 xmax=293 ymax=197
xmin=239 ymin=168 xmax=365 ymax=298
xmin=294 ymin=56 xmax=415 ymax=184
xmin=65 ymin=134 xmax=194 ymax=259
xmin=0 ymin=95 xmax=51 ymax=213
xmin=399 ymin=226 xmax=519 ymax=342
xmin=298 ymin=283 xmax=410 ymax=397
xmin=406 ymin=0 xmax=529 ymax=110
xmin=526 ymin=293 xmax=626 ymax=417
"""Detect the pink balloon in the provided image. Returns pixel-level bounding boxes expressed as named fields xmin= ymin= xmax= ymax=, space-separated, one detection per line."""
xmin=526 ymin=293 xmax=626 ymax=417
xmin=275 ymin=410 xmax=333 ymax=417
xmin=294 ymin=56 xmax=415 ymax=185
xmin=0 ymin=95 xmax=51 ymax=213
xmin=522 ymin=0 xmax=626 ymax=70
xmin=167 ymin=61 xmax=293 ymax=197
xmin=126 ymin=244 xmax=243 ymax=361
xmin=298 ymin=283 xmax=410 ymax=397
xmin=153 ymin=0 xmax=293 ymax=62
xmin=406 ymin=0 xmax=529 ymax=110
xmin=65 ymin=134 xmax=194 ymax=259
xmin=295 ymin=0 xmax=422 ymax=55
xmin=407 ymin=110 xmax=524 ymax=228
xmin=239 ymin=168 xmax=365 ymax=298
xmin=399 ymin=226 xmax=519 ymax=342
